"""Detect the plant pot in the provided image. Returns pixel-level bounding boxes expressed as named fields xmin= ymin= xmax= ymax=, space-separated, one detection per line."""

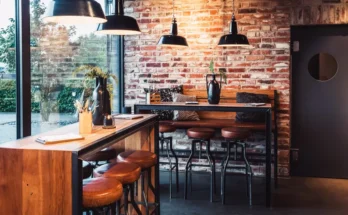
xmin=92 ymin=77 xmax=111 ymax=125
xmin=40 ymin=100 xmax=51 ymax=122
xmin=206 ymin=74 xmax=221 ymax=104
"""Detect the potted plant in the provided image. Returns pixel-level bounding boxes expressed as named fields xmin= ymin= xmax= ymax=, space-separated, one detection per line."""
xmin=206 ymin=59 xmax=227 ymax=104
xmin=74 ymin=65 xmax=117 ymax=125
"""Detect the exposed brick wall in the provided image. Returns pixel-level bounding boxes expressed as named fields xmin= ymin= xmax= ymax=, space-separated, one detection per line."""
xmin=123 ymin=0 xmax=348 ymax=177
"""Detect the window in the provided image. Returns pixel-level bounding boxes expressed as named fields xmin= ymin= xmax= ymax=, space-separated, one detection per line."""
xmin=0 ymin=1 xmax=16 ymax=143
xmin=29 ymin=0 xmax=121 ymax=135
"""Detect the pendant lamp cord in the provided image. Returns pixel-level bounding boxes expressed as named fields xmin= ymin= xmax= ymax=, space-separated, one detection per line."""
xmin=232 ymin=0 xmax=235 ymax=14
xmin=172 ymin=0 xmax=175 ymax=19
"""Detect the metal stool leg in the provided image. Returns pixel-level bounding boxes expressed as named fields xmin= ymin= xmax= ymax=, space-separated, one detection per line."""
xmin=166 ymin=139 xmax=173 ymax=199
xmin=129 ymin=184 xmax=142 ymax=215
xmin=116 ymin=200 xmax=121 ymax=215
xmin=205 ymin=139 xmax=215 ymax=202
xmin=241 ymin=142 xmax=252 ymax=206
xmin=141 ymin=172 xmax=149 ymax=215
xmin=169 ymin=136 xmax=179 ymax=192
xmin=185 ymin=140 xmax=196 ymax=200
xmin=221 ymin=141 xmax=232 ymax=205
xmin=123 ymin=185 xmax=129 ymax=215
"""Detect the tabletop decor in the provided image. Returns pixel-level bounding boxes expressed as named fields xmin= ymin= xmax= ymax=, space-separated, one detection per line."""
xmin=74 ymin=100 xmax=93 ymax=134
xmin=206 ymin=60 xmax=227 ymax=104
xmin=74 ymin=65 xmax=117 ymax=125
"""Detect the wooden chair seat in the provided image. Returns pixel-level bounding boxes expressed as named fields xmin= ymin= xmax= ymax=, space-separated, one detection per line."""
xmin=187 ymin=127 xmax=215 ymax=139
xmin=159 ymin=124 xmax=176 ymax=133
xmin=94 ymin=162 xmax=141 ymax=185
xmin=82 ymin=161 xmax=93 ymax=179
xmin=117 ymin=150 xmax=157 ymax=169
xmin=84 ymin=148 xmax=117 ymax=162
xmin=83 ymin=177 xmax=123 ymax=208
xmin=221 ymin=127 xmax=250 ymax=140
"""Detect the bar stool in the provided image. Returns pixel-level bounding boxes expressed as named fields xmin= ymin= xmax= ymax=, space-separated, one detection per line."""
xmin=84 ymin=147 xmax=117 ymax=167
xmin=83 ymin=177 xmax=123 ymax=215
xmin=159 ymin=123 xmax=179 ymax=199
xmin=117 ymin=150 xmax=157 ymax=215
xmin=185 ymin=127 xmax=216 ymax=202
xmin=221 ymin=127 xmax=253 ymax=205
xmin=94 ymin=162 xmax=142 ymax=215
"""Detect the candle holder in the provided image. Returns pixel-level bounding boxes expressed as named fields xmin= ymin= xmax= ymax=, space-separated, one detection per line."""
xmin=103 ymin=114 xmax=116 ymax=129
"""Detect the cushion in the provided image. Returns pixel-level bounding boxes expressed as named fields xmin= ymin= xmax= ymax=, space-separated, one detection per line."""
xmin=144 ymin=85 xmax=183 ymax=120
xmin=236 ymin=92 xmax=270 ymax=123
xmin=172 ymin=93 xmax=200 ymax=121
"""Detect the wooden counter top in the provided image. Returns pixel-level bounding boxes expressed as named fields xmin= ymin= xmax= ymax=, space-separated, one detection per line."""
xmin=0 ymin=114 xmax=157 ymax=152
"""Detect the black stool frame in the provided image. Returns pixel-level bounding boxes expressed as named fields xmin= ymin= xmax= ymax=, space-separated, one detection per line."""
xmin=160 ymin=132 xmax=179 ymax=199
xmin=137 ymin=168 xmax=159 ymax=215
xmin=185 ymin=139 xmax=216 ymax=202
xmin=221 ymin=140 xmax=253 ymax=205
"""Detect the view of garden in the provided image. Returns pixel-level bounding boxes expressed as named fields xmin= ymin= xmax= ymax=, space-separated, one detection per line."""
xmin=0 ymin=0 xmax=119 ymax=144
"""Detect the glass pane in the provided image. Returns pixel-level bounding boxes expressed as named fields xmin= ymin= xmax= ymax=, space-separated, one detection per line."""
xmin=30 ymin=0 xmax=120 ymax=135
xmin=0 ymin=1 xmax=16 ymax=143
xmin=308 ymin=53 xmax=338 ymax=81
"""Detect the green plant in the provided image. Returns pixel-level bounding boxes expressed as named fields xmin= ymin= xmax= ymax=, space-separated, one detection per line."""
xmin=73 ymin=65 xmax=117 ymax=82
xmin=57 ymin=87 xmax=84 ymax=113
xmin=209 ymin=59 xmax=227 ymax=84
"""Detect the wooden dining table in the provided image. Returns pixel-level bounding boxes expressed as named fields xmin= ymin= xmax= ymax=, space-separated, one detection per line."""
xmin=134 ymin=102 xmax=274 ymax=207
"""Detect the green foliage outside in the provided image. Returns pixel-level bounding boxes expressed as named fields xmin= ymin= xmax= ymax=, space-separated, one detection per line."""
xmin=0 ymin=80 xmax=40 ymax=112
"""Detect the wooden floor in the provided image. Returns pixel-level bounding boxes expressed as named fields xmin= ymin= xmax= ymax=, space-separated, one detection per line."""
xmin=160 ymin=172 xmax=348 ymax=215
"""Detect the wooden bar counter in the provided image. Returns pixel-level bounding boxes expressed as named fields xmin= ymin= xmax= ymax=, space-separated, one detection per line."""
xmin=0 ymin=114 xmax=159 ymax=215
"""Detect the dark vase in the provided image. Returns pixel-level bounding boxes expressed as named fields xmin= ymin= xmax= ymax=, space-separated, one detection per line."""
xmin=92 ymin=77 xmax=111 ymax=125
xmin=206 ymin=74 xmax=221 ymax=104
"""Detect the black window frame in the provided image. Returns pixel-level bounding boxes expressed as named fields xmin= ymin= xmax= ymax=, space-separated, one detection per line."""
xmin=14 ymin=0 xmax=124 ymax=138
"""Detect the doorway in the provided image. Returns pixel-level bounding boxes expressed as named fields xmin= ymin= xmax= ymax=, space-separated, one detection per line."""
xmin=291 ymin=25 xmax=348 ymax=178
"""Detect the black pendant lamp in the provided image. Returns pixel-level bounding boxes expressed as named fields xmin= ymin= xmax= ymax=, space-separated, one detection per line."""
xmin=218 ymin=0 xmax=249 ymax=47
xmin=43 ymin=0 xmax=107 ymax=24
xmin=157 ymin=0 xmax=188 ymax=47
xmin=96 ymin=0 xmax=141 ymax=35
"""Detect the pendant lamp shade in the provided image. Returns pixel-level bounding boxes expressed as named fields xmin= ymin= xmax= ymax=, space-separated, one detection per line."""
xmin=218 ymin=14 xmax=249 ymax=46
xmin=43 ymin=0 xmax=107 ymax=24
xmin=157 ymin=18 xmax=188 ymax=47
xmin=95 ymin=0 xmax=141 ymax=35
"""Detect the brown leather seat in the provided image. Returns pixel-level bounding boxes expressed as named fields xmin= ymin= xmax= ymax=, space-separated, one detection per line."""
xmin=221 ymin=127 xmax=250 ymax=140
xmin=82 ymin=161 xmax=93 ymax=179
xmin=159 ymin=124 xmax=176 ymax=133
xmin=187 ymin=127 xmax=215 ymax=139
xmin=84 ymin=148 xmax=117 ymax=162
xmin=94 ymin=162 xmax=141 ymax=184
xmin=117 ymin=150 xmax=157 ymax=169
xmin=83 ymin=177 xmax=123 ymax=208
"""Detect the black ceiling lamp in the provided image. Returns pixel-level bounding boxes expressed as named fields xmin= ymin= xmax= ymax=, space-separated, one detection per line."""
xmin=95 ymin=0 xmax=141 ymax=35
xmin=43 ymin=0 xmax=107 ymax=24
xmin=157 ymin=0 xmax=188 ymax=47
xmin=218 ymin=0 xmax=249 ymax=47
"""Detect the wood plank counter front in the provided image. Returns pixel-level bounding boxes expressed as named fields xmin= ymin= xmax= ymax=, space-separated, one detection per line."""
xmin=0 ymin=114 xmax=159 ymax=215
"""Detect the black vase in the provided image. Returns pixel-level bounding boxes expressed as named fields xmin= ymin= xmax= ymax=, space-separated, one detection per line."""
xmin=92 ymin=77 xmax=111 ymax=125
xmin=206 ymin=74 xmax=221 ymax=104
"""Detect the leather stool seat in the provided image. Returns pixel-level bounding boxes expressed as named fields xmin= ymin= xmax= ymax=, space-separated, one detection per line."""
xmin=83 ymin=177 xmax=123 ymax=208
xmin=94 ymin=162 xmax=141 ymax=184
xmin=221 ymin=127 xmax=250 ymax=140
xmin=159 ymin=124 xmax=176 ymax=133
xmin=82 ymin=161 xmax=93 ymax=179
xmin=117 ymin=150 xmax=157 ymax=169
xmin=187 ymin=128 xmax=215 ymax=139
xmin=84 ymin=148 xmax=117 ymax=162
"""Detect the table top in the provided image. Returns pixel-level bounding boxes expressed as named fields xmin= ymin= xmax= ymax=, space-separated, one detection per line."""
xmin=0 ymin=114 xmax=157 ymax=152
xmin=137 ymin=102 xmax=271 ymax=108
